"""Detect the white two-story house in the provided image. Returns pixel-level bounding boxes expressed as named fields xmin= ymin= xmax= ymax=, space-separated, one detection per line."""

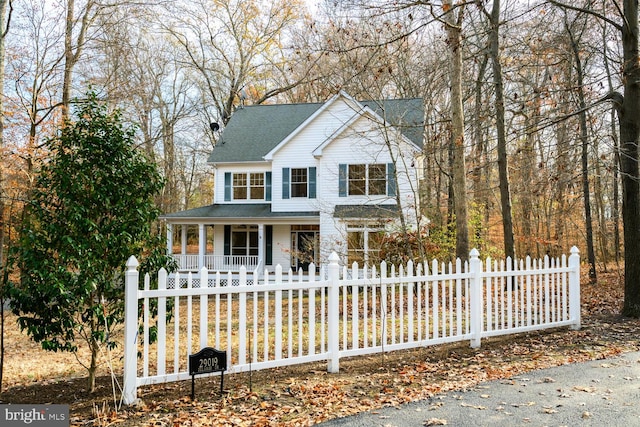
xmin=162 ymin=91 xmax=424 ymax=272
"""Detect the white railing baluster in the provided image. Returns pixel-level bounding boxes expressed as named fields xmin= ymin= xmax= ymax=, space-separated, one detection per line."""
xmin=226 ymin=271 xmax=232 ymax=362
xmin=407 ymin=261 xmax=414 ymax=343
xmin=372 ymin=265 xmax=378 ymax=347
xmin=391 ymin=264 xmax=397 ymax=344
xmin=144 ymin=273 xmax=150 ymax=378
xmin=199 ymin=267 xmax=208 ymax=350
xmin=416 ymin=263 xmax=422 ymax=342
xmin=351 ymin=262 xmax=359 ymax=350
xmin=432 ymin=260 xmax=439 ymax=340
xmin=275 ymin=265 xmax=283 ymax=360
xmin=399 ymin=265 xmax=405 ymax=343
xmin=172 ymin=273 xmax=179 ymax=374
xmin=238 ymin=266 xmax=247 ymax=365
xmin=380 ymin=261 xmax=388 ymax=346
xmin=424 ymin=261 xmax=430 ymax=340
xmin=363 ymin=265 xmax=369 ymax=348
xmin=187 ymin=272 xmax=192 ymax=357
xmin=287 ymin=270 xmax=293 ymax=358
xmin=157 ymin=268 xmax=167 ymax=376
xmin=309 ymin=263 xmax=316 ymax=356
xmin=298 ymin=268 xmax=304 ymax=357
xmin=456 ymin=259 xmax=462 ymax=336
xmin=342 ymin=265 xmax=348 ymax=351
xmin=215 ymin=271 xmax=221 ymax=348
xmin=321 ymin=265 xmax=326 ymax=353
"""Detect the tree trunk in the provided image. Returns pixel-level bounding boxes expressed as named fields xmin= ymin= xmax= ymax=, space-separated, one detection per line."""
xmin=472 ymin=53 xmax=490 ymax=245
xmin=62 ymin=0 xmax=74 ymax=121
xmin=62 ymin=0 xmax=93 ymax=121
xmin=0 ymin=0 xmax=9 ymax=393
xmin=88 ymin=339 xmax=98 ymax=393
xmin=489 ymin=0 xmax=515 ymax=260
xmin=443 ymin=0 xmax=469 ymax=260
xmin=620 ymin=0 xmax=640 ymax=317
xmin=566 ymin=18 xmax=597 ymax=282
xmin=612 ymin=111 xmax=621 ymax=264
xmin=601 ymin=8 xmax=621 ymax=264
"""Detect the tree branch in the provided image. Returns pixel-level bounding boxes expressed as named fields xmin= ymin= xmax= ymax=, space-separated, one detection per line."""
xmin=547 ymin=0 xmax=622 ymax=31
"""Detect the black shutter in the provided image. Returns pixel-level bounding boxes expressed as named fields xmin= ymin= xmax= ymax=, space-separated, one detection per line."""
xmin=282 ymin=168 xmax=290 ymax=199
xmin=339 ymin=164 xmax=347 ymax=197
xmin=265 ymin=225 xmax=273 ymax=265
xmin=224 ymin=225 xmax=231 ymax=256
xmin=224 ymin=172 xmax=232 ymax=201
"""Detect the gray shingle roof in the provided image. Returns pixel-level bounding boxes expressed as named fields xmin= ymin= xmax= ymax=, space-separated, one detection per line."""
xmin=162 ymin=204 xmax=319 ymax=220
xmin=208 ymin=103 xmax=322 ymax=163
xmin=208 ymin=97 xmax=424 ymax=164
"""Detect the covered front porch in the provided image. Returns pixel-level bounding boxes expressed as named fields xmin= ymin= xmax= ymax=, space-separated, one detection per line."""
xmin=162 ymin=204 xmax=320 ymax=273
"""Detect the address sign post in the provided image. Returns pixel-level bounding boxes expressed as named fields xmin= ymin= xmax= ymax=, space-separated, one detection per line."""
xmin=188 ymin=347 xmax=227 ymax=400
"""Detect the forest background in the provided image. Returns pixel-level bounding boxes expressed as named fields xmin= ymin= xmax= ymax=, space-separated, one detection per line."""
xmin=0 ymin=0 xmax=632 ymax=308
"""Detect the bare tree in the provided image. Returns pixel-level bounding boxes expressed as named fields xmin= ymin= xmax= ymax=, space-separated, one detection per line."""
xmin=163 ymin=0 xmax=314 ymax=125
xmin=0 ymin=0 xmax=12 ymax=394
xmin=563 ymin=7 xmax=597 ymax=281
xmin=480 ymin=0 xmax=515 ymax=259
xmin=442 ymin=0 xmax=469 ymax=259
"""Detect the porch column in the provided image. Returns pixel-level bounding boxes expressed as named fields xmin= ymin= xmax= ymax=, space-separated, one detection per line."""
xmin=198 ymin=223 xmax=206 ymax=269
xmin=181 ymin=225 xmax=187 ymax=256
xmin=258 ymin=223 xmax=264 ymax=271
xmin=166 ymin=223 xmax=173 ymax=255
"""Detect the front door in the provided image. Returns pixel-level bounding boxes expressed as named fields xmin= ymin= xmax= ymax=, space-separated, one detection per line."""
xmin=291 ymin=226 xmax=319 ymax=272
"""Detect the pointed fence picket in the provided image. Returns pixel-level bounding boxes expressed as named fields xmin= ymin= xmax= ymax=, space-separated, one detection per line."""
xmin=122 ymin=247 xmax=580 ymax=404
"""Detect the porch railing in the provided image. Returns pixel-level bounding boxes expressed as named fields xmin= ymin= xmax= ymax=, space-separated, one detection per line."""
xmin=171 ymin=254 xmax=259 ymax=272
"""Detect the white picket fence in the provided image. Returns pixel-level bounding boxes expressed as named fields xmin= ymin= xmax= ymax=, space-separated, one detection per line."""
xmin=122 ymin=247 xmax=581 ymax=404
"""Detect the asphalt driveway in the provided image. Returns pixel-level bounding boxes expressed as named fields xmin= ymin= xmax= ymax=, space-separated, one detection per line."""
xmin=319 ymin=351 xmax=640 ymax=426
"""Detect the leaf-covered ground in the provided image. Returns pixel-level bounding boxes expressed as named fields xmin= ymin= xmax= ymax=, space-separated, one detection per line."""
xmin=2 ymin=269 xmax=639 ymax=426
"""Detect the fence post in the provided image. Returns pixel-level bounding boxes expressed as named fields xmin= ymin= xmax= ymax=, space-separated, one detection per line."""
xmin=122 ymin=255 xmax=139 ymax=405
xmin=569 ymin=246 xmax=581 ymax=330
xmin=327 ymin=251 xmax=340 ymax=373
xmin=469 ymin=249 xmax=482 ymax=348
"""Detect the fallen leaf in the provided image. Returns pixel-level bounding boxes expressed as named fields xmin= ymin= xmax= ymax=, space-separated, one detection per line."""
xmin=424 ymin=418 xmax=448 ymax=426
xmin=460 ymin=403 xmax=486 ymax=410
xmin=573 ymin=386 xmax=596 ymax=393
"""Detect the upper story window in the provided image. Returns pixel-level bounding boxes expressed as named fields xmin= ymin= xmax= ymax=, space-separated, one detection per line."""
xmin=348 ymin=164 xmax=386 ymax=196
xmin=225 ymin=172 xmax=271 ymax=201
xmin=291 ymin=168 xmax=308 ymax=198
xmin=250 ymin=173 xmax=265 ymax=199
xmin=282 ymin=167 xmax=316 ymax=199
xmin=339 ymin=163 xmax=396 ymax=197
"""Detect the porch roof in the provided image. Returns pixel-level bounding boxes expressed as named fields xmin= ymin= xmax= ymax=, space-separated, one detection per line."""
xmin=333 ymin=204 xmax=400 ymax=219
xmin=162 ymin=203 xmax=319 ymax=221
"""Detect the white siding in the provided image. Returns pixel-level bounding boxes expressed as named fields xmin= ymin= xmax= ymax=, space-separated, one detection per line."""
xmin=315 ymin=115 xmax=420 ymax=261
xmin=270 ymin=98 xmax=367 ymax=213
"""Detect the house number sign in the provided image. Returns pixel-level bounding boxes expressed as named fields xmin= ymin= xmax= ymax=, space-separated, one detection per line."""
xmin=188 ymin=347 xmax=227 ymax=399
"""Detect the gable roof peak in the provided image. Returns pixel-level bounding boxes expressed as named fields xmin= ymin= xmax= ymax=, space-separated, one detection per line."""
xmin=207 ymin=93 xmax=423 ymax=164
